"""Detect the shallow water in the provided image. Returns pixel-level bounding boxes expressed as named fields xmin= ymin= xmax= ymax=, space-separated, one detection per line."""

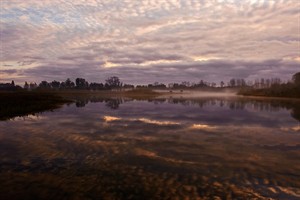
xmin=0 ymin=96 xmax=300 ymax=199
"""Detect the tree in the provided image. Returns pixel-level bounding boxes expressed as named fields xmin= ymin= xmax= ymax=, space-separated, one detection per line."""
xmin=265 ymin=79 xmax=271 ymax=88
xmin=65 ymin=78 xmax=75 ymax=88
xmin=29 ymin=82 xmax=37 ymax=89
xmin=229 ymin=78 xmax=236 ymax=87
xmin=75 ymin=78 xmax=88 ymax=89
xmin=51 ymin=80 xmax=60 ymax=89
xmin=39 ymin=81 xmax=50 ymax=88
xmin=240 ymin=79 xmax=246 ymax=87
xmin=199 ymin=80 xmax=205 ymax=87
xmin=292 ymin=72 xmax=300 ymax=86
xmin=90 ymin=82 xmax=104 ymax=90
xmin=123 ymin=84 xmax=134 ymax=89
xmin=220 ymin=81 xmax=225 ymax=88
xmin=11 ymin=80 xmax=15 ymax=86
xmin=181 ymin=81 xmax=190 ymax=87
xmin=105 ymin=76 xmax=122 ymax=89
xmin=24 ymin=82 xmax=29 ymax=89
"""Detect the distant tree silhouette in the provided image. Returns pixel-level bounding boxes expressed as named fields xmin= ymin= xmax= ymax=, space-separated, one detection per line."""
xmin=29 ymin=82 xmax=37 ymax=90
xmin=148 ymin=82 xmax=166 ymax=89
xmin=39 ymin=81 xmax=51 ymax=89
xmin=123 ymin=84 xmax=134 ymax=90
xmin=292 ymin=72 xmax=300 ymax=86
xmin=0 ymin=81 xmax=22 ymax=91
xmin=75 ymin=78 xmax=89 ymax=89
xmin=239 ymin=72 xmax=300 ymax=98
xmin=90 ymin=82 xmax=104 ymax=90
xmin=229 ymin=79 xmax=236 ymax=87
xmin=105 ymin=76 xmax=122 ymax=89
xmin=51 ymin=80 xmax=60 ymax=89
xmin=24 ymin=82 xmax=29 ymax=89
xmin=220 ymin=81 xmax=225 ymax=87
xmin=17 ymin=72 xmax=299 ymax=94
xmin=65 ymin=78 xmax=75 ymax=88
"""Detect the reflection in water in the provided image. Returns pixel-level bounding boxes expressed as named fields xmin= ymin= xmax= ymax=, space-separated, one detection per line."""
xmin=0 ymin=96 xmax=300 ymax=199
xmin=105 ymin=98 xmax=122 ymax=109
xmin=190 ymin=123 xmax=216 ymax=130
xmin=291 ymin=104 xmax=300 ymax=122
xmin=103 ymin=115 xmax=121 ymax=122
xmin=75 ymin=97 xmax=123 ymax=109
xmin=103 ymin=115 xmax=181 ymax=126
xmin=76 ymin=96 xmax=300 ymax=122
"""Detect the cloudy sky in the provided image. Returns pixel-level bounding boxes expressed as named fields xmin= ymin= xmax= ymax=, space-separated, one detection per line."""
xmin=0 ymin=0 xmax=299 ymax=85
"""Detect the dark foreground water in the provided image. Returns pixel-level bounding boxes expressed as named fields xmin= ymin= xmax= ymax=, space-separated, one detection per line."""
xmin=0 ymin=96 xmax=300 ymax=200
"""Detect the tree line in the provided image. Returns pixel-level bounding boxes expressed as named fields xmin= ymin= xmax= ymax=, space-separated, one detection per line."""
xmin=0 ymin=76 xmax=126 ymax=91
xmin=238 ymin=72 xmax=300 ymax=98
xmin=0 ymin=72 xmax=299 ymax=93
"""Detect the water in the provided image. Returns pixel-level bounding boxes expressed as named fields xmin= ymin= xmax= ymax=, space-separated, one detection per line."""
xmin=0 ymin=96 xmax=300 ymax=199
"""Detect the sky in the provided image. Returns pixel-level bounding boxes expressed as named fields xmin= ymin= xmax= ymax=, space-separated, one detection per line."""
xmin=0 ymin=0 xmax=299 ymax=85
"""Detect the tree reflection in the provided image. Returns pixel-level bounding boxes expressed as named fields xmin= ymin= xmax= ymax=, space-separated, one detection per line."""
xmin=291 ymin=105 xmax=300 ymax=122
xmin=75 ymin=100 xmax=89 ymax=107
xmin=105 ymin=99 xmax=123 ymax=109
xmin=73 ymin=96 xmax=124 ymax=110
xmin=73 ymin=96 xmax=300 ymax=121
xmin=29 ymin=94 xmax=298 ymax=122
xmin=63 ymin=94 xmax=300 ymax=124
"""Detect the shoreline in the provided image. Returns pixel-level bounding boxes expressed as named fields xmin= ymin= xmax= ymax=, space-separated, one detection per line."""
xmin=1 ymin=90 xmax=299 ymax=120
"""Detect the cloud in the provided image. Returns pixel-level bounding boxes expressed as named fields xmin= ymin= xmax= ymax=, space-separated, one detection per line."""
xmin=0 ymin=69 xmax=18 ymax=74
xmin=0 ymin=0 xmax=299 ymax=84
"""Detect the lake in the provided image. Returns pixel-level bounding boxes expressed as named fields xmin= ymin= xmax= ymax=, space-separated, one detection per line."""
xmin=0 ymin=95 xmax=300 ymax=199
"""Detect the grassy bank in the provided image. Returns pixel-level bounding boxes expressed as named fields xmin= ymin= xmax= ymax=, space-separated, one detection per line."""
xmin=238 ymin=85 xmax=300 ymax=99
xmin=0 ymin=91 xmax=72 ymax=120
xmin=122 ymin=88 xmax=161 ymax=99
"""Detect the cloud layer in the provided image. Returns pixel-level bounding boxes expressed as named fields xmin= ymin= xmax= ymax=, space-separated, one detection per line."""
xmin=1 ymin=0 xmax=299 ymax=84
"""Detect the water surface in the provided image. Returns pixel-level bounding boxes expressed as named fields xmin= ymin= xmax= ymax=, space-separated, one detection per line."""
xmin=0 ymin=96 xmax=300 ymax=199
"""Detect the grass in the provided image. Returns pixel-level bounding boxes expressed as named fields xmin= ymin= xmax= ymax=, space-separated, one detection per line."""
xmin=238 ymin=85 xmax=300 ymax=99
xmin=123 ymin=88 xmax=161 ymax=99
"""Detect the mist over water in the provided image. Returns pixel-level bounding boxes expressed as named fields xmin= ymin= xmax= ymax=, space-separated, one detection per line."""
xmin=0 ymin=96 xmax=299 ymax=199
xmin=160 ymin=90 xmax=238 ymax=98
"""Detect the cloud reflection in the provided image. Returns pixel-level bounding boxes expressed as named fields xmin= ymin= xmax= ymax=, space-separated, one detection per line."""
xmin=103 ymin=116 xmax=121 ymax=122
xmin=190 ymin=124 xmax=216 ymax=130
xmin=102 ymin=115 xmax=180 ymax=126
